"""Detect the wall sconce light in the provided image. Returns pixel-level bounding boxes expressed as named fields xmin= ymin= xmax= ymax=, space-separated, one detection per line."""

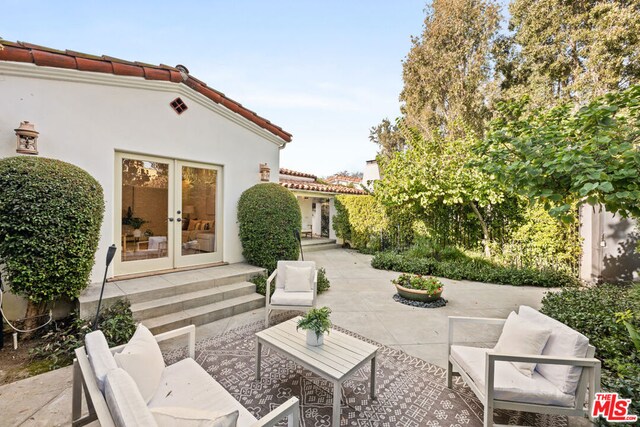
xmin=15 ymin=121 xmax=39 ymax=155
xmin=259 ymin=163 xmax=271 ymax=181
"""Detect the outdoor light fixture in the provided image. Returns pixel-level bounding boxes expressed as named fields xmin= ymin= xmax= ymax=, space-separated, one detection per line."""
xmin=259 ymin=163 xmax=271 ymax=181
xmin=14 ymin=121 xmax=39 ymax=155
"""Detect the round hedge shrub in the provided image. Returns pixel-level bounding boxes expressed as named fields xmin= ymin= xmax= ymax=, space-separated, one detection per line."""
xmin=237 ymin=183 xmax=301 ymax=272
xmin=0 ymin=157 xmax=104 ymax=305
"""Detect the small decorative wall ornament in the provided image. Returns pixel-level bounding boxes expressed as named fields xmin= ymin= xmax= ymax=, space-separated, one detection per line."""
xmin=259 ymin=163 xmax=271 ymax=181
xmin=15 ymin=121 xmax=39 ymax=155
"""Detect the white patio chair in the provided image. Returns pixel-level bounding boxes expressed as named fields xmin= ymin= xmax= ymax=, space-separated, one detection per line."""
xmin=446 ymin=306 xmax=601 ymax=427
xmin=265 ymin=260 xmax=317 ymax=327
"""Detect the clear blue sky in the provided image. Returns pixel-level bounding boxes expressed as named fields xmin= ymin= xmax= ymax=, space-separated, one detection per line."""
xmin=0 ymin=1 xmax=506 ymax=176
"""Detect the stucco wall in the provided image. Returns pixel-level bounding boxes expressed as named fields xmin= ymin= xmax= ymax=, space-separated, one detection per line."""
xmin=0 ymin=62 xmax=284 ymax=285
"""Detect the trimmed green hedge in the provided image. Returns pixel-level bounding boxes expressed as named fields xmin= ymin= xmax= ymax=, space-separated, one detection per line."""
xmin=333 ymin=195 xmax=388 ymax=251
xmin=237 ymin=183 xmax=301 ymax=272
xmin=541 ymin=284 xmax=640 ymax=421
xmin=371 ymin=251 xmax=579 ymax=287
xmin=0 ymin=157 xmax=104 ymax=304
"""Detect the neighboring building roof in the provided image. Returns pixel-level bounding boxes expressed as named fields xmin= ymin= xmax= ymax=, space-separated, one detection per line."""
xmin=0 ymin=40 xmax=292 ymax=142
xmin=279 ymin=168 xmax=317 ymax=180
xmin=279 ymin=178 xmax=367 ymax=195
xmin=325 ymin=174 xmax=362 ymax=184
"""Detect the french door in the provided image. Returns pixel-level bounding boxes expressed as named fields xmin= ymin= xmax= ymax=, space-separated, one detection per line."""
xmin=114 ymin=153 xmax=223 ymax=276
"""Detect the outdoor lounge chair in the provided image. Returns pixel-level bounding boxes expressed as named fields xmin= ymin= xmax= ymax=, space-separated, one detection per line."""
xmin=447 ymin=306 xmax=601 ymax=427
xmin=72 ymin=324 xmax=300 ymax=427
xmin=265 ymin=260 xmax=317 ymax=327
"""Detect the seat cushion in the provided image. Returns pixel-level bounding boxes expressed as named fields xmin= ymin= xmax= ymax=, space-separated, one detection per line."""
xmin=270 ymin=288 xmax=314 ymax=306
xmin=284 ymin=265 xmax=314 ymax=292
xmin=148 ymin=358 xmax=257 ymax=426
xmin=518 ymin=306 xmax=589 ymax=395
xmin=85 ymin=330 xmax=118 ymax=393
xmin=151 ymin=406 xmax=239 ymax=427
xmin=493 ymin=312 xmax=552 ymax=377
xmin=105 ymin=368 xmax=158 ymax=427
xmin=450 ymin=345 xmax=575 ymax=407
xmin=114 ymin=324 xmax=165 ymax=403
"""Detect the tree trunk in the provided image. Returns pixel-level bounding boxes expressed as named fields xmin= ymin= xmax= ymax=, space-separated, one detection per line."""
xmin=22 ymin=300 xmax=47 ymax=339
xmin=469 ymin=201 xmax=491 ymax=258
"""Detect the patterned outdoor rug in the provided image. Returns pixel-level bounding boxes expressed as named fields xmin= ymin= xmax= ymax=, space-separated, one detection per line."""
xmin=164 ymin=312 xmax=567 ymax=427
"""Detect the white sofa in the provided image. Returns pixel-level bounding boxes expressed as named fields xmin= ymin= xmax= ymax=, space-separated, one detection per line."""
xmin=447 ymin=306 xmax=601 ymax=426
xmin=72 ymin=324 xmax=299 ymax=427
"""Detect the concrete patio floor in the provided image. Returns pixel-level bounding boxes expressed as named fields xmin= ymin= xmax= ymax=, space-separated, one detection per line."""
xmin=1 ymin=248 xmax=585 ymax=426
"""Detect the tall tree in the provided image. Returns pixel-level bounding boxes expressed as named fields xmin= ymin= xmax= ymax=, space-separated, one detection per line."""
xmin=400 ymin=0 xmax=501 ymax=139
xmin=369 ymin=118 xmax=406 ymax=159
xmin=496 ymin=0 xmax=640 ymax=106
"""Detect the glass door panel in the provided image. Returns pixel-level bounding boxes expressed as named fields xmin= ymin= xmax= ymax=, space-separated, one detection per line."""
xmin=175 ymin=161 xmax=222 ymax=267
xmin=115 ymin=153 xmax=174 ymax=275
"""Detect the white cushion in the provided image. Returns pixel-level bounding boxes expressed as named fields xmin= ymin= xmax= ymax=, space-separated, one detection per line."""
xmin=148 ymin=358 xmax=257 ymax=425
xmin=493 ymin=312 xmax=551 ymax=377
xmin=518 ymin=305 xmax=589 ymax=395
xmin=450 ymin=345 xmax=575 ymax=407
xmin=270 ymin=288 xmax=314 ymax=306
xmin=284 ymin=265 xmax=313 ymax=292
xmin=85 ymin=330 xmax=118 ymax=393
xmin=151 ymin=406 xmax=239 ymax=427
xmin=276 ymin=261 xmax=316 ymax=289
xmin=105 ymin=368 xmax=158 ymax=427
xmin=114 ymin=324 xmax=165 ymax=403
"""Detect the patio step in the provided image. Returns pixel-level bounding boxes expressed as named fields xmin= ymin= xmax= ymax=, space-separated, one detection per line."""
xmin=303 ymin=242 xmax=341 ymax=252
xmin=131 ymin=281 xmax=258 ymax=321
xmin=141 ymin=293 xmax=265 ymax=334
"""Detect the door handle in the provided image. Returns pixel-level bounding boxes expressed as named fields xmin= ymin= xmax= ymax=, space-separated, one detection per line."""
xmin=168 ymin=217 xmax=174 ymax=222
xmin=176 ymin=218 xmax=182 ymax=222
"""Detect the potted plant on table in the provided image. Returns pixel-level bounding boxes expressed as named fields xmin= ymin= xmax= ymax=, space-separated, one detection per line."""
xmin=128 ymin=217 xmax=148 ymax=238
xmin=392 ymin=273 xmax=443 ymax=302
xmin=297 ymin=306 xmax=332 ymax=346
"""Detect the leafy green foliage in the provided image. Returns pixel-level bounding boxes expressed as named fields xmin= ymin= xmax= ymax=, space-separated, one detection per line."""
xmin=372 ymin=250 xmax=579 ymax=288
xmin=296 ymin=306 xmax=332 ymax=339
xmin=541 ymin=284 xmax=640 ymax=418
xmin=251 ymin=267 xmax=331 ymax=296
xmin=237 ymin=183 xmax=301 ymax=272
xmin=30 ymin=299 xmax=135 ymax=371
xmin=0 ymin=157 xmax=104 ymax=303
xmin=333 ymin=195 xmax=388 ymax=251
xmin=480 ymin=85 xmax=640 ymax=222
xmin=392 ymin=273 xmax=443 ymax=294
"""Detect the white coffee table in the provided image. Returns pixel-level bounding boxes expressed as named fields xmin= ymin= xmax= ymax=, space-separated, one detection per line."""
xmin=255 ymin=317 xmax=378 ymax=426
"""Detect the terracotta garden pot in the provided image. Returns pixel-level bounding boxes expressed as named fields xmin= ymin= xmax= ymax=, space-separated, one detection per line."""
xmin=395 ymin=283 xmax=443 ymax=302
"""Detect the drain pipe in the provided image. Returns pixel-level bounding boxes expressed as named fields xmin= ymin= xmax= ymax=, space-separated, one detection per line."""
xmin=93 ymin=245 xmax=117 ymax=331
xmin=294 ymin=230 xmax=304 ymax=261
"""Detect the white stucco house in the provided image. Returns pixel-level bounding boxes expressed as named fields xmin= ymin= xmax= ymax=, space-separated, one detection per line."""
xmin=362 ymin=159 xmax=380 ymax=192
xmin=279 ymin=168 xmax=366 ymax=240
xmin=0 ymin=40 xmax=292 ymax=283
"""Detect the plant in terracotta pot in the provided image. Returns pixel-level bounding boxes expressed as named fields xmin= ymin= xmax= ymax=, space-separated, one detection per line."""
xmin=392 ymin=273 xmax=443 ymax=302
xmin=297 ymin=306 xmax=332 ymax=346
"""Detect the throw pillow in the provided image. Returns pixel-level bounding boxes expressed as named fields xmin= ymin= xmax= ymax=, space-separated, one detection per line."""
xmin=114 ymin=324 xmax=165 ymax=403
xmin=284 ymin=265 xmax=313 ymax=292
xmin=105 ymin=368 xmax=158 ymax=427
xmin=151 ymin=407 xmax=239 ymax=427
xmin=493 ymin=311 xmax=552 ymax=377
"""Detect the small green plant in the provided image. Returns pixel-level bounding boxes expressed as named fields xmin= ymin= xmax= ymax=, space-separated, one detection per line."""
xmin=393 ymin=273 xmax=443 ymax=294
xmin=317 ymin=267 xmax=330 ymax=293
xmin=615 ymin=310 xmax=640 ymax=352
xmin=128 ymin=217 xmax=147 ymax=230
xmin=297 ymin=306 xmax=332 ymax=339
xmin=30 ymin=299 xmax=136 ymax=371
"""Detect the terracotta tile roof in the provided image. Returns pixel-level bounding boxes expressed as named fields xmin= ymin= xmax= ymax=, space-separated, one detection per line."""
xmin=280 ymin=178 xmax=367 ymax=195
xmin=279 ymin=168 xmax=317 ymax=180
xmin=326 ymin=174 xmax=362 ymax=184
xmin=0 ymin=40 xmax=292 ymax=142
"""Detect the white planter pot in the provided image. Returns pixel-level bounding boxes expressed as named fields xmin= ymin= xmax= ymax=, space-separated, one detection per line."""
xmin=306 ymin=329 xmax=324 ymax=346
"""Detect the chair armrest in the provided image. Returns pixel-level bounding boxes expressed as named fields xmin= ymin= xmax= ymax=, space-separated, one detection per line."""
xmin=250 ymin=397 xmax=299 ymax=427
xmin=447 ymin=316 xmax=506 ymax=351
xmin=488 ymin=352 xmax=601 ymax=367
xmin=266 ymin=270 xmax=277 ymax=304
xmin=313 ymin=269 xmax=318 ymax=305
xmin=154 ymin=324 xmax=196 ymax=359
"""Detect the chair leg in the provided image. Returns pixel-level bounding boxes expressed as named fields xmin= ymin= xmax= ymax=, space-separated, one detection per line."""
xmin=446 ymin=360 xmax=453 ymax=388
xmin=264 ymin=307 xmax=270 ymax=328
xmin=483 ymin=399 xmax=493 ymax=427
